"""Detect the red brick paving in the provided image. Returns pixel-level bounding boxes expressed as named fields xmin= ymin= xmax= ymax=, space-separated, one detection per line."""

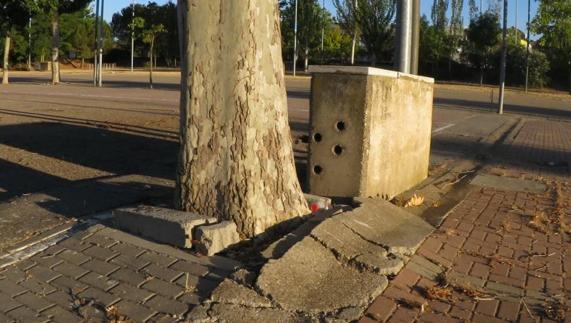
xmin=361 ymin=182 xmax=571 ymax=323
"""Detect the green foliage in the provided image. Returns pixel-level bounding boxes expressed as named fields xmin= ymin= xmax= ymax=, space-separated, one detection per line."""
xmin=532 ymin=0 xmax=571 ymax=90
xmin=463 ymin=11 xmax=500 ymax=81
xmin=111 ymin=2 xmax=178 ymax=66
xmin=506 ymin=45 xmax=550 ymax=87
xmin=333 ymin=0 xmax=396 ymax=65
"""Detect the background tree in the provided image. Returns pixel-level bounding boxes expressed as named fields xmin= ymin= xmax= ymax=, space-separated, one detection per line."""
xmin=279 ymin=0 xmax=333 ymax=70
xmin=0 ymin=0 xmax=29 ymax=84
xmin=141 ymin=23 xmax=165 ymax=89
xmin=176 ymin=0 xmax=309 ymax=237
xmin=31 ymin=0 xmax=92 ymax=84
xmin=111 ymin=2 xmax=179 ymax=67
xmin=532 ymin=0 xmax=571 ymax=93
xmin=354 ymin=0 xmax=396 ymax=66
xmin=333 ymin=0 xmax=361 ymax=64
xmin=465 ymin=11 xmax=500 ymax=84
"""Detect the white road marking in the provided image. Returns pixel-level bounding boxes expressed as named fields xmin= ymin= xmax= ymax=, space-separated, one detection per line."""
xmin=432 ymin=123 xmax=456 ymax=134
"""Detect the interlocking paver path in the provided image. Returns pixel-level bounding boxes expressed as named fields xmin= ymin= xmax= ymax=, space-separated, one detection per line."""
xmin=0 ymin=224 xmax=240 ymax=322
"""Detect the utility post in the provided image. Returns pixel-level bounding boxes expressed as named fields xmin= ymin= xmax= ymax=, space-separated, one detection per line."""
xmin=395 ymin=0 xmax=413 ymax=73
xmin=131 ymin=0 xmax=135 ymax=72
xmin=498 ymin=0 xmax=508 ymax=114
xmin=293 ymin=0 xmax=298 ymax=76
xmin=320 ymin=0 xmax=325 ymax=64
xmin=524 ymin=0 xmax=531 ymax=92
xmin=28 ymin=9 xmax=32 ymax=71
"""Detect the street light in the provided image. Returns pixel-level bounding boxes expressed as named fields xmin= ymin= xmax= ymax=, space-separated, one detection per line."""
xmin=524 ymin=0 xmax=531 ymax=92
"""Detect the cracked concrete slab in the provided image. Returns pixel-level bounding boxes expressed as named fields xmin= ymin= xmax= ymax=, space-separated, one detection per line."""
xmin=210 ymin=279 xmax=273 ymax=308
xmin=340 ymin=198 xmax=434 ymax=255
xmin=471 ymin=174 xmax=547 ymax=193
xmin=257 ymin=237 xmax=388 ymax=315
xmin=311 ymin=217 xmax=403 ymax=275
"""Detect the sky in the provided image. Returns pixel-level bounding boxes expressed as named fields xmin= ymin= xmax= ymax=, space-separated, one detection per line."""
xmin=103 ymin=0 xmax=539 ymax=32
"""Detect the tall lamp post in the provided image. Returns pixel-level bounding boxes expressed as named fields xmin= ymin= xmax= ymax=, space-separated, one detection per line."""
xmin=94 ymin=0 xmax=100 ymax=86
xmin=524 ymin=0 xmax=531 ymax=92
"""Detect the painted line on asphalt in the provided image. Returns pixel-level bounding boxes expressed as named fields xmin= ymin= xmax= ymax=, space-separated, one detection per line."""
xmin=432 ymin=123 xmax=456 ymax=134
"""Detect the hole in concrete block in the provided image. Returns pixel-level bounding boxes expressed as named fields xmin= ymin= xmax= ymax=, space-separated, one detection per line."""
xmin=313 ymin=165 xmax=323 ymax=175
xmin=332 ymin=145 xmax=344 ymax=156
xmin=313 ymin=133 xmax=322 ymax=142
xmin=335 ymin=121 xmax=346 ymax=132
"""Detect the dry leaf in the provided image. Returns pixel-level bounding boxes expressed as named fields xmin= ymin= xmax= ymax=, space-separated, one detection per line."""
xmin=405 ymin=194 xmax=425 ymax=208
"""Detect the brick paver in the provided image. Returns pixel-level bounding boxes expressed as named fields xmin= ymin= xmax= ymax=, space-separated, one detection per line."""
xmin=0 ymin=225 xmax=240 ymax=322
xmin=362 ymin=182 xmax=571 ymax=323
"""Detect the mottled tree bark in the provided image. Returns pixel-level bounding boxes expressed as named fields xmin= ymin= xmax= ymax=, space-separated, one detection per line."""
xmin=176 ymin=0 xmax=309 ymax=238
xmin=51 ymin=10 xmax=60 ymax=85
xmin=2 ymin=36 xmax=10 ymax=85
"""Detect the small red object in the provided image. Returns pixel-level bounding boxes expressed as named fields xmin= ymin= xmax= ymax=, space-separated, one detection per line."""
xmin=310 ymin=202 xmax=320 ymax=214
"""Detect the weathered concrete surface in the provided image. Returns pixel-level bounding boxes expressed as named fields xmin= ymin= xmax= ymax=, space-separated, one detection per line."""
xmin=113 ymin=205 xmax=216 ymax=248
xmin=195 ymin=221 xmax=240 ymax=256
xmin=210 ymin=279 xmax=273 ymax=308
xmin=188 ymin=303 xmax=310 ymax=323
xmin=470 ymin=174 xmax=547 ymax=193
xmin=343 ymin=198 xmax=434 ymax=256
xmin=257 ymin=238 xmax=388 ymax=314
xmin=308 ymin=66 xmax=434 ymax=199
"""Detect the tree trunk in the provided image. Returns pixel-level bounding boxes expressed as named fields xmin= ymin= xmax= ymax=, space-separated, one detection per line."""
xmin=51 ymin=10 xmax=60 ymax=85
xmin=350 ymin=32 xmax=357 ymax=65
xmin=304 ymin=47 xmax=309 ymax=71
xmin=176 ymin=0 xmax=309 ymax=238
xmin=479 ymin=68 xmax=484 ymax=86
xmin=2 ymin=36 xmax=10 ymax=85
xmin=149 ymin=38 xmax=154 ymax=89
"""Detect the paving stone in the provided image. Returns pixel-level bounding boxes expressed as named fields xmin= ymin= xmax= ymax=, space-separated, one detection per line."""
xmin=57 ymin=238 xmax=90 ymax=252
xmin=257 ymin=237 xmax=388 ymax=313
xmin=5 ymin=305 xmax=49 ymax=323
xmin=145 ymin=294 xmax=189 ymax=316
xmin=80 ymin=258 xmax=120 ymax=276
xmin=210 ymin=279 xmax=272 ymax=308
xmin=18 ymin=277 xmax=57 ymax=296
xmin=0 ymin=277 xmax=29 ymax=296
xmin=177 ymin=293 xmax=201 ymax=305
xmin=26 ymin=265 xmax=62 ymax=283
xmin=110 ymin=283 xmax=154 ymax=303
xmin=43 ymin=290 xmax=75 ymax=310
xmin=110 ymin=268 xmax=150 ymax=287
xmin=82 ymin=245 xmax=119 ymax=262
xmin=78 ymin=272 xmax=120 ymax=292
xmin=195 ymin=221 xmax=241 ymax=256
xmin=114 ymin=300 xmax=156 ymax=322
xmin=137 ymin=251 xmax=177 ymax=267
xmin=52 ymin=261 xmax=90 ymax=279
xmin=49 ymin=275 xmax=88 ymax=292
xmin=0 ymin=292 xmax=24 ymax=312
xmin=142 ymin=278 xmax=185 ymax=298
xmin=109 ymin=242 xmax=146 ymax=258
xmin=13 ymin=292 xmax=54 ymax=312
xmin=41 ymin=305 xmax=82 ymax=323
xmin=29 ymin=254 xmax=64 ymax=269
xmin=113 ymin=205 xmax=216 ymax=248
xmin=56 ymin=249 xmax=91 ymax=266
xmin=471 ymin=174 xmax=547 ymax=194
xmin=110 ymin=254 xmax=151 ymax=271
xmin=77 ymin=287 xmax=121 ymax=307
xmin=364 ymin=296 xmax=397 ymax=322
xmin=0 ymin=267 xmax=27 ymax=283
xmin=82 ymin=234 xmax=118 ymax=248
xmin=142 ymin=263 xmax=184 ymax=282
xmin=187 ymin=303 xmax=307 ymax=323
xmin=168 ymin=260 xmax=210 ymax=277
xmin=147 ymin=313 xmax=180 ymax=323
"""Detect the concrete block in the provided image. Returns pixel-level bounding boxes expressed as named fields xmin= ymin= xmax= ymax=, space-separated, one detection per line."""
xmin=195 ymin=221 xmax=240 ymax=256
xmin=112 ymin=205 xmax=217 ymax=248
xmin=308 ymin=65 xmax=434 ymax=199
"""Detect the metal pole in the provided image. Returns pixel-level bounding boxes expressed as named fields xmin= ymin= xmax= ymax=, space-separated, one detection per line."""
xmin=293 ymin=0 xmax=298 ymax=76
xmin=395 ymin=0 xmax=413 ymax=73
xmin=131 ymin=0 xmax=135 ymax=72
xmin=410 ymin=0 xmax=420 ymax=75
xmin=94 ymin=0 xmax=100 ymax=86
xmin=98 ymin=0 xmax=105 ymax=87
xmin=350 ymin=0 xmax=358 ymax=65
xmin=498 ymin=0 xmax=508 ymax=114
xmin=524 ymin=0 xmax=530 ymax=92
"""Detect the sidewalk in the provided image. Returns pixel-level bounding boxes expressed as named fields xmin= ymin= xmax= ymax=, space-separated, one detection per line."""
xmin=361 ymin=118 xmax=571 ymax=323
